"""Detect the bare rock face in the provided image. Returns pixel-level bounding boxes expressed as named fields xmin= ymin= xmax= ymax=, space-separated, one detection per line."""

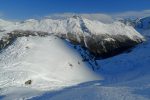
xmin=66 ymin=32 xmax=84 ymax=45
xmin=66 ymin=33 xmax=143 ymax=58
xmin=84 ymin=34 xmax=142 ymax=58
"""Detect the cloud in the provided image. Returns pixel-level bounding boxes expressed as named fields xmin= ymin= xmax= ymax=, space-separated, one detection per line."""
xmin=45 ymin=13 xmax=74 ymax=19
xmin=0 ymin=12 xmax=4 ymax=18
xmin=46 ymin=13 xmax=114 ymax=23
xmin=113 ymin=10 xmax=150 ymax=19
xmin=46 ymin=10 xmax=150 ymax=23
xmin=80 ymin=13 xmax=114 ymax=23
xmin=0 ymin=13 xmax=2 ymax=17
xmin=44 ymin=10 xmax=150 ymax=23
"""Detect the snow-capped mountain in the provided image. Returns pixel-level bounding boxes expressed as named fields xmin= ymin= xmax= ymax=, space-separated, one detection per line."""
xmin=0 ymin=16 xmax=144 ymax=58
xmin=0 ymin=16 xmax=144 ymax=39
xmin=135 ymin=16 xmax=150 ymax=29
xmin=118 ymin=16 xmax=150 ymax=37
xmin=134 ymin=17 xmax=150 ymax=38
xmin=0 ymin=16 xmax=148 ymax=100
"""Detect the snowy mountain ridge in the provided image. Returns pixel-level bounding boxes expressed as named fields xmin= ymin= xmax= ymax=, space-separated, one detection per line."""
xmin=0 ymin=16 xmax=145 ymax=58
xmin=0 ymin=16 xmax=144 ymax=40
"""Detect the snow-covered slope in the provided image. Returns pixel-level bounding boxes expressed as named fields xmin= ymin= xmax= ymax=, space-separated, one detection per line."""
xmin=0 ymin=33 xmax=103 ymax=99
xmin=0 ymin=16 xmax=147 ymax=100
xmin=0 ymin=34 xmax=101 ymax=89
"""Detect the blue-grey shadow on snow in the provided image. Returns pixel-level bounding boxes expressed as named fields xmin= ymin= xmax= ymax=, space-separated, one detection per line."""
xmin=132 ymin=87 xmax=150 ymax=99
xmin=0 ymin=95 xmax=5 ymax=100
xmin=29 ymin=80 xmax=150 ymax=100
xmin=29 ymin=80 xmax=104 ymax=100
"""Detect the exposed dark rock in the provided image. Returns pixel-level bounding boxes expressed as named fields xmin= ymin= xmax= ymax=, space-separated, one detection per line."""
xmin=78 ymin=61 xmax=80 ymax=64
xmin=25 ymin=80 xmax=32 ymax=85
xmin=66 ymin=33 xmax=143 ymax=59
xmin=84 ymin=34 xmax=142 ymax=58
xmin=25 ymin=46 xmax=30 ymax=49
xmin=66 ymin=32 xmax=80 ymax=44
xmin=69 ymin=63 xmax=73 ymax=67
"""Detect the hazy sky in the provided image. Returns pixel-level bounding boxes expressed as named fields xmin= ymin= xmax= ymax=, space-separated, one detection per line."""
xmin=0 ymin=0 xmax=150 ymax=20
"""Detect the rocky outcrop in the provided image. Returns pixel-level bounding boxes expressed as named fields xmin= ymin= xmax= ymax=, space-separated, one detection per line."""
xmin=25 ymin=80 xmax=32 ymax=85
xmin=84 ymin=34 xmax=143 ymax=58
xmin=66 ymin=33 xmax=143 ymax=58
